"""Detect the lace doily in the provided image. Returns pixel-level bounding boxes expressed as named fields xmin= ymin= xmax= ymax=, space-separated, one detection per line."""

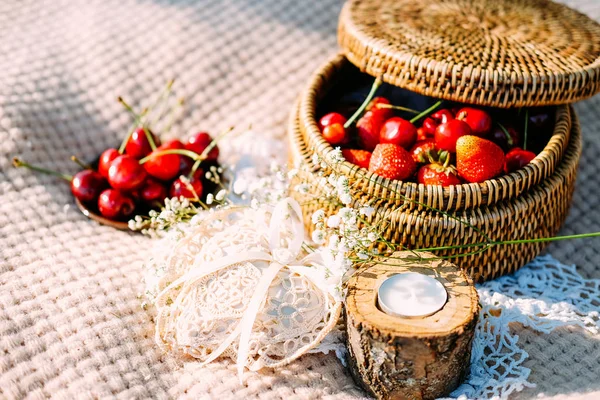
xmin=146 ymin=199 xmax=342 ymax=377
xmin=441 ymin=254 xmax=600 ymax=399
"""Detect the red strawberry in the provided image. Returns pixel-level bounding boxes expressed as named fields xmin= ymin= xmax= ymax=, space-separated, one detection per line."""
xmin=417 ymin=164 xmax=462 ymax=186
xmin=504 ymin=148 xmax=536 ymax=173
xmin=342 ymin=149 xmax=372 ymax=169
xmin=456 ymin=107 xmax=492 ymax=136
xmin=435 ymin=119 xmax=472 ymax=152
xmin=379 ymin=117 xmax=417 ymax=149
xmin=368 ymin=143 xmax=416 ymax=181
xmin=456 ymin=136 xmax=505 ymax=183
xmin=410 ymin=139 xmax=436 ymax=163
xmin=357 ymin=109 xmax=388 ymax=151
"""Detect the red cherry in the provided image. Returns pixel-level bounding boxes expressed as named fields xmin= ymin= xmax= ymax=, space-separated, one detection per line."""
xmin=186 ymin=132 xmax=219 ymax=162
xmin=143 ymin=140 xmax=183 ymax=181
xmin=357 ymin=109 xmax=388 ymax=151
xmin=140 ymin=178 xmax=168 ymax=204
xmin=108 ymin=154 xmax=147 ymax=190
xmin=97 ymin=189 xmax=136 ymax=220
xmin=367 ymin=97 xmax=394 ymax=120
xmin=421 ymin=110 xmax=453 ymax=136
xmin=504 ymin=148 xmax=536 ymax=173
xmin=170 ymin=172 xmax=204 ymax=199
xmin=422 ymin=118 xmax=438 ymax=136
xmin=431 ymin=109 xmax=454 ymax=124
xmin=409 ymin=139 xmax=437 ymax=163
xmin=322 ymin=123 xmax=347 ymax=145
xmin=435 ymin=120 xmax=472 ymax=152
xmin=319 ymin=112 xmax=347 ymax=130
xmin=379 ymin=117 xmax=417 ymax=149
xmin=98 ymin=148 xmax=119 ymax=179
xmin=125 ymin=128 xmax=160 ymax=159
xmin=456 ymin=107 xmax=492 ymax=136
xmin=70 ymin=170 xmax=108 ymax=204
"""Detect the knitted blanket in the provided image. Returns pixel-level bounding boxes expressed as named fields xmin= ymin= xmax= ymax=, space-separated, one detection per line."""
xmin=1 ymin=0 xmax=600 ymax=398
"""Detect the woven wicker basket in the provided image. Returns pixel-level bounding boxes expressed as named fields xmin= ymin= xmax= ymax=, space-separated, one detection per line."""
xmin=290 ymin=95 xmax=581 ymax=281
xmin=287 ymin=0 xmax=600 ymax=281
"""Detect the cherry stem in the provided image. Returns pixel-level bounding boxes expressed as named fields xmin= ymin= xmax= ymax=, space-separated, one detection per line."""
xmin=149 ymin=79 xmax=175 ymax=127
xmin=139 ymin=149 xmax=202 ymax=164
xmin=409 ymin=100 xmax=442 ymax=124
xmin=118 ymin=97 xmax=157 ymax=152
xmin=376 ymin=104 xmax=419 ymax=114
xmin=71 ymin=155 xmax=92 ymax=170
xmin=343 ymin=78 xmax=382 ymax=129
xmin=497 ymin=122 xmax=513 ymax=147
xmin=13 ymin=157 xmax=72 ymax=181
xmin=164 ymin=98 xmax=185 ymax=135
xmin=188 ymin=126 xmax=234 ymax=178
xmin=118 ymin=107 xmax=149 ymax=154
xmin=523 ymin=109 xmax=529 ymax=151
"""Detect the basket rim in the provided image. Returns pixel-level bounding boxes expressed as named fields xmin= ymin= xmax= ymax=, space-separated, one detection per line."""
xmin=297 ymin=53 xmax=572 ymax=210
xmin=338 ymin=0 xmax=600 ymax=108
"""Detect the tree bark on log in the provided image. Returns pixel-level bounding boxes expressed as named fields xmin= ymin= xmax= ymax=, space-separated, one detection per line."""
xmin=345 ymin=252 xmax=479 ymax=400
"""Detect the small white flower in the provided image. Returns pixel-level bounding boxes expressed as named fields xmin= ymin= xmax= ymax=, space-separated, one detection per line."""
xmin=311 ymin=154 xmax=320 ymax=166
xmin=357 ymin=252 xmax=370 ymax=260
xmin=338 ymin=207 xmax=354 ymax=221
xmin=339 ymin=193 xmax=352 ymax=205
xmin=294 ymin=183 xmax=310 ymax=194
xmin=311 ymin=209 xmax=325 ymax=224
xmin=206 ymin=193 xmax=214 ymax=205
xmin=327 ymin=214 xmax=341 ymax=228
xmin=367 ymin=231 xmax=379 ymax=242
xmin=311 ymin=229 xmax=326 ymax=245
xmin=215 ymin=189 xmax=227 ymax=201
xmin=328 ymin=234 xmax=340 ymax=248
xmin=287 ymin=169 xmax=299 ymax=178
xmin=359 ymin=206 xmax=375 ymax=217
xmin=233 ymin=178 xmax=248 ymax=195
xmin=250 ymin=198 xmax=260 ymax=209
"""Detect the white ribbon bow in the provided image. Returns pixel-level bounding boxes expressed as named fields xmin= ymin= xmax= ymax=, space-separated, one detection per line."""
xmin=155 ymin=198 xmax=336 ymax=380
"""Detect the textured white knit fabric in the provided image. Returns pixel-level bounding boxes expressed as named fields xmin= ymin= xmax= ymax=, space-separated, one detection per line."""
xmin=1 ymin=0 xmax=600 ymax=399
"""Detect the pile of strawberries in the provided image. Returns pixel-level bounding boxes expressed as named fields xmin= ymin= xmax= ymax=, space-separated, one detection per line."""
xmin=14 ymin=91 xmax=221 ymax=222
xmin=319 ymin=95 xmax=544 ymax=186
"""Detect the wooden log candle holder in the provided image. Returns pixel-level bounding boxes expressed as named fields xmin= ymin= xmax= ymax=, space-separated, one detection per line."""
xmin=345 ymin=252 xmax=479 ymax=400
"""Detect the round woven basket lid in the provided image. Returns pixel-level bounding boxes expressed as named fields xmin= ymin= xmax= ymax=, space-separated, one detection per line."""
xmin=338 ymin=0 xmax=600 ymax=107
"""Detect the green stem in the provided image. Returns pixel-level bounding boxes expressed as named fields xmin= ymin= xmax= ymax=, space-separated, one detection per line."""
xmin=343 ymin=78 xmax=382 ymax=129
xmin=149 ymin=79 xmax=175 ymax=127
xmin=497 ymin=122 xmax=513 ymax=147
xmin=187 ymin=126 xmax=234 ymax=179
xmin=118 ymin=108 xmax=149 ymax=154
xmin=409 ymin=100 xmax=442 ymax=124
xmin=376 ymin=104 xmax=420 ymax=114
xmin=414 ymin=232 xmax=600 ymax=252
xmin=119 ymin=97 xmax=157 ymax=151
xmin=523 ymin=109 xmax=529 ymax=150
xmin=164 ymin=98 xmax=185 ymax=135
xmin=70 ymin=156 xmax=92 ymax=170
xmin=13 ymin=157 xmax=72 ymax=181
xmin=139 ymin=149 xmax=201 ymax=164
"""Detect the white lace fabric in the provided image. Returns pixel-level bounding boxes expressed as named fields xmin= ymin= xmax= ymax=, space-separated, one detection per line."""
xmin=147 ymin=202 xmax=342 ymax=376
xmin=448 ymin=255 xmax=600 ymax=399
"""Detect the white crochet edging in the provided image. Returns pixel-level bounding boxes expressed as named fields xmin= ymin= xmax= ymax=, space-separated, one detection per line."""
xmin=449 ymin=255 xmax=600 ymax=399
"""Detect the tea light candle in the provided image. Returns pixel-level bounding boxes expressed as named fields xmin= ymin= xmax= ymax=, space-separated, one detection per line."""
xmin=377 ymin=272 xmax=447 ymax=318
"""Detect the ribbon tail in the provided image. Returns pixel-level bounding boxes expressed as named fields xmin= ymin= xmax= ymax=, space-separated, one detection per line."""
xmin=236 ymin=261 xmax=285 ymax=383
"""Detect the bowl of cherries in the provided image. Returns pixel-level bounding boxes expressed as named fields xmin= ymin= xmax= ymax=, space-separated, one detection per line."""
xmin=13 ymin=88 xmax=224 ymax=230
